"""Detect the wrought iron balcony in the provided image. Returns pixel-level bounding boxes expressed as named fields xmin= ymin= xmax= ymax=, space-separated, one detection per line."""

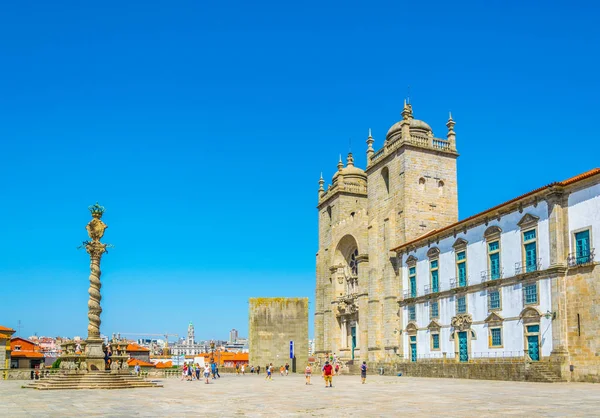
xmin=450 ymin=276 xmax=469 ymax=289
xmin=567 ymin=249 xmax=595 ymax=267
xmin=481 ymin=268 xmax=503 ymax=283
xmin=515 ymin=259 xmax=542 ymax=275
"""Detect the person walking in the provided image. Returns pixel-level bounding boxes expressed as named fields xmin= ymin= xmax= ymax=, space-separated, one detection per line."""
xmin=256 ymin=365 xmax=261 ymax=375
xmin=211 ymin=361 xmax=216 ymax=379
xmin=195 ymin=363 xmax=201 ymax=381
xmin=360 ymin=361 xmax=367 ymax=384
xmin=241 ymin=364 xmax=245 ymax=375
xmin=204 ymin=363 xmax=211 ymax=384
xmin=305 ymin=364 xmax=312 ymax=385
xmin=285 ymin=363 xmax=289 ymax=376
xmin=334 ymin=363 xmax=340 ymax=375
xmin=265 ymin=363 xmax=272 ymax=380
xmin=322 ymin=361 xmax=333 ymax=388
xmin=215 ymin=364 xmax=221 ymax=379
xmin=280 ymin=365 xmax=285 ymax=376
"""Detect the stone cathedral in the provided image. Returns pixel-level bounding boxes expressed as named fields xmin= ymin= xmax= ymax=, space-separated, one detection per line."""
xmin=315 ymin=100 xmax=600 ymax=384
xmin=315 ymin=101 xmax=459 ymax=364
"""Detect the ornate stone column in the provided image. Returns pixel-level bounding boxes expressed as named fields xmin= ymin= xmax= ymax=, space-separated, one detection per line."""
xmin=82 ymin=203 xmax=109 ymax=371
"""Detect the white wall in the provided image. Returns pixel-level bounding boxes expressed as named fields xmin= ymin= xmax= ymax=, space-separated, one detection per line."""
xmin=568 ymin=183 xmax=600 ymax=253
xmin=401 ymin=202 xmax=553 ymax=359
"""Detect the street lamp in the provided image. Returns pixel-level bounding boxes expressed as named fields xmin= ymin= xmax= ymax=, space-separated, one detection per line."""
xmin=210 ymin=340 xmax=215 ymax=365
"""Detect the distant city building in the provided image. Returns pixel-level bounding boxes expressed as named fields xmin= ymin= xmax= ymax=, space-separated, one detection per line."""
xmin=170 ymin=322 xmax=205 ymax=356
xmin=0 ymin=325 xmax=16 ymax=374
xmin=10 ymin=337 xmax=44 ymax=369
xmin=229 ymin=328 xmax=239 ymax=343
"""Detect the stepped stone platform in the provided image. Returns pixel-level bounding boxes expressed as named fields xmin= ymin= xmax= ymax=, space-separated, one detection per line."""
xmin=23 ymin=371 xmax=163 ymax=390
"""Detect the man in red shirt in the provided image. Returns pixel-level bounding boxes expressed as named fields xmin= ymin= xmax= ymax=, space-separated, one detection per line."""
xmin=322 ymin=361 xmax=333 ymax=388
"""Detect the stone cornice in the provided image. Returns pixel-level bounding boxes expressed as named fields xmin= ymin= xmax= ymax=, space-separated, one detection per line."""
xmin=398 ymin=265 xmax=567 ymax=307
xmin=366 ymin=138 xmax=458 ymax=173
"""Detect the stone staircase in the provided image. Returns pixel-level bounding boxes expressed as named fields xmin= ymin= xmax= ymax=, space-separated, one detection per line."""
xmin=23 ymin=371 xmax=163 ymax=390
xmin=527 ymin=362 xmax=566 ymax=383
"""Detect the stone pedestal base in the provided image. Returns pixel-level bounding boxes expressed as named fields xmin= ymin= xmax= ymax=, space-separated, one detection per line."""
xmin=85 ymin=338 xmax=105 ymax=372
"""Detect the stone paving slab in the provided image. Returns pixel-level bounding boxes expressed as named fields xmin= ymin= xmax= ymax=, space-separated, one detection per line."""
xmin=1 ymin=374 xmax=599 ymax=417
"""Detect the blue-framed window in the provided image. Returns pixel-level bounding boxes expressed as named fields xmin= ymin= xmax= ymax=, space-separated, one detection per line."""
xmin=456 ymin=251 xmax=467 ymax=287
xmin=490 ymin=328 xmax=502 ymax=347
xmin=430 ymin=301 xmax=439 ymax=319
xmin=488 ymin=240 xmax=500 ymax=280
xmin=409 ymin=267 xmax=417 ymax=298
xmin=430 ymin=260 xmax=439 ymax=293
xmin=488 ymin=240 xmax=501 ymax=280
xmin=523 ymin=229 xmax=538 ymax=272
xmin=432 ymin=333 xmax=440 ymax=350
xmin=457 ymin=295 xmax=467 ymax=314
xmin=408 ymin=305 xmax=416 ymax=321
xmin=488 ymin=290 xmax=501 ymax=310
xmin=524 ymin=283 xmax=538 ymax=305
xmin=575 ymin=230 xmax=591 ymax=264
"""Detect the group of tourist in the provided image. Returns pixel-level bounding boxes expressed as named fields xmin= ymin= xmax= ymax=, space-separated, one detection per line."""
xmin=178 ymin=358 xmax=368 ymax=388
xmin=180 ymin=362 xmax=221 ymax=384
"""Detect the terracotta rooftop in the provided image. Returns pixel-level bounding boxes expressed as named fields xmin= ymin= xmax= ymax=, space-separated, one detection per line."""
xmin=392 ymin=168 xmax=600 ymax=252
xmin=126 ymin=343 xmax=150 ymax=352
xmin=0 ymin=325 xmax=16 ymax=333
xmin=11 ymin=351 xmax=44 ymax=359
xmin=127 ymin=358 xmax=156 ymax=367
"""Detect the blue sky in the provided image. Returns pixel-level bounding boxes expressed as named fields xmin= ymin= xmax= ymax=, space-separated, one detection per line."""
xmin=1 ymin=1 xmax=599 ymax=341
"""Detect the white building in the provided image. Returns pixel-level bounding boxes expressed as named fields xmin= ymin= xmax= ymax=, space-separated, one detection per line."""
xmin=393 ymin=168 xmax=599 ymax=378
xmin=170 ymin=322 xmax=204 ymax=356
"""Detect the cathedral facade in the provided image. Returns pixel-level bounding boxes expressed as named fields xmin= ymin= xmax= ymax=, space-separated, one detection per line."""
xmin=315 ymin=102 xmax=600 ymax=382
xmin=315 ymin=102 xmax=459 ymax=364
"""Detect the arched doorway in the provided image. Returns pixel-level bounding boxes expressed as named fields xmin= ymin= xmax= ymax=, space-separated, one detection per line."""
xmin=333 ymin=235 xmax=360 ymax=360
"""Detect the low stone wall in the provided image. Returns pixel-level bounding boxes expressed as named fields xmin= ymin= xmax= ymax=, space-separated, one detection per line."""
xmin=395 ymin=362 xmax=529 ymax=381
xmin=343 ymin=361 xmax=543 ymax=382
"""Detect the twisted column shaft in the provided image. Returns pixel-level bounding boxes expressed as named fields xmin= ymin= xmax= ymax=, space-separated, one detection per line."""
xmin=87 ymin=254 xmax=103 ymax=339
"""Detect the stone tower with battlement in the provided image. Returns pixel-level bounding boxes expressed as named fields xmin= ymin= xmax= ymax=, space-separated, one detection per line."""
xmin=315 ymin=101 xmax=459 ymax=363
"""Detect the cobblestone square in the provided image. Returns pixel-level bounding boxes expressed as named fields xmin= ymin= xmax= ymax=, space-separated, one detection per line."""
xmin=1 ymin=374 xmax=599 ymax=417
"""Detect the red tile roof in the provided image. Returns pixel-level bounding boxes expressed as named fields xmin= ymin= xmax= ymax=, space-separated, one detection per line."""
xmin=126 ymin=343 xmax=150 ymax=352
xmin=392 ymin=168 xmax=600 ymax=252
xmin=0 ymin=325 xmax=16 ymax=333
xmin=11 ymin=351 xmax=44 ymax=359
xmin=127 ymin=358 xmax=156 ymax=367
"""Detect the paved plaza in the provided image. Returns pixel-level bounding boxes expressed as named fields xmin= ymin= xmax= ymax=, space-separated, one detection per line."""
xmin=1 ymin=374 xmax=599 ymax=417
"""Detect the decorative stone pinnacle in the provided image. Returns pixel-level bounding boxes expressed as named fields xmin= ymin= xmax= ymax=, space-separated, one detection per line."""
xmin=338 ymin=155 xmax=344 ymax=171
xmin=319 ymin=172 xmax=325 ymax=192
xmin=88 ymin=202 xmax=105 ymax=219
xmin=402 ymin=100 xmax=413 ymax=120
xmin=347 ymin=152 xmax=354 ymax=167
xmin=446 ymin=112 xmax=456 ymax=130
xmin=368 ymin=128 xmax=372 ymax=138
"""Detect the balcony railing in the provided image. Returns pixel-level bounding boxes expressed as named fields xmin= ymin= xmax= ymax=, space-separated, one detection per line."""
xmin=567 ymin=249 xmax=595 ymax=267
xmin=449 ymin=276 xmax=469 ymax=289
xmin=515 ymin=259 xmax=542 ymax=275
xmin=481 ymin=268 xmax=503 ymax=283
